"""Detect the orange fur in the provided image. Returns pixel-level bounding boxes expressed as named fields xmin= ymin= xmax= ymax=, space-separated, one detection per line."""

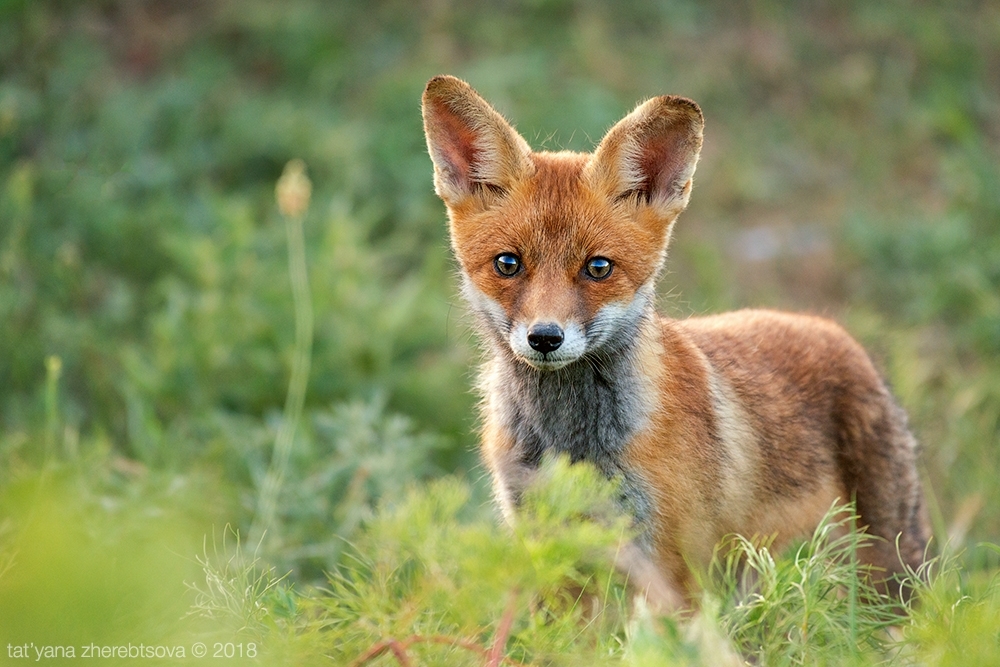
xmin=423 ymin=75 xmax=929 ymax=611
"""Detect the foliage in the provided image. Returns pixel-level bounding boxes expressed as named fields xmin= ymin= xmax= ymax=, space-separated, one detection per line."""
xmin=0 ymin=456 xmax=222 ymax=657
xmin=1 ymin=0 xmax=999 ymax=663
xmin=710 ymin=511 xmax=900 ymax=666
xmin=186 ymin=463 xmax=1000 ymax=666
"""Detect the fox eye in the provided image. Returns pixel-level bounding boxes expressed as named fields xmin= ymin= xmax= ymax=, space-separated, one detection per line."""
xmin=494 ymin=253 xmax=521 ymax=277
xmin=585 ymin=257 xmax=613 ymax=280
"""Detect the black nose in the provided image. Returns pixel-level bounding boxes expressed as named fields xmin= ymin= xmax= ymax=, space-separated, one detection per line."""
xmin=527 ymin=323 xmax=564 ymax=354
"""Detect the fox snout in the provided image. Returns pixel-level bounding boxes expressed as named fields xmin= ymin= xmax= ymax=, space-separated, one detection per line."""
xmin=526 ymin=323 xmax=564 ymax=353
xmin=506 ymin=291 xmax=651 ymax=370
xmin=509 ymin=319 xmax=587 ymax=370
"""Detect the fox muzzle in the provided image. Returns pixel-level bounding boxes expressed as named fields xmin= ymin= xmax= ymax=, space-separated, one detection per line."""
xmin=526 ymin=323 xmax=564 ymax=354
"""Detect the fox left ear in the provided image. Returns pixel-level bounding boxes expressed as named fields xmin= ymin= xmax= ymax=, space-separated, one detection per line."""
xmin=422 ymin=76 xmax=533 ymax=209
xmin=585 ymin=96 xmax=704 ymax=223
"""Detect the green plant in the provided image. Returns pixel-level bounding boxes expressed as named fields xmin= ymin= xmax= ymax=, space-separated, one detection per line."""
xmin=1 ymin=1 xmax=998 ymax=663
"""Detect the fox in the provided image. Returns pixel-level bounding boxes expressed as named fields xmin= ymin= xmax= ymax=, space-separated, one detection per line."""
xmin=421 ymin=75 xmax=929 ymax=611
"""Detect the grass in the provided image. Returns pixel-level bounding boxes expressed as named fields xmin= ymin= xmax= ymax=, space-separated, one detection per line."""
xmin=1 ymin=0 xmax=999 ymax=663
xmin=184 ymin=461 xmax=1000 ymax=666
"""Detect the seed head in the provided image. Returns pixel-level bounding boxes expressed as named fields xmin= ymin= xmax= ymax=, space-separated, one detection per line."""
xmin=276 ymin=159 xmax=312 ymax=218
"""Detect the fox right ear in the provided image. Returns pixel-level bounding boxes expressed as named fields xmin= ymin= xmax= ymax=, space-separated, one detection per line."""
xmin=422 ymin=76 xmax=533 ymax=207
xmin=586 ymin=95 xmax=704 ymax=225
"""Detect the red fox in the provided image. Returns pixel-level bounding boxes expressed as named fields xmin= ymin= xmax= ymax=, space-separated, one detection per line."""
xmin=421 ymin=75 xmax=929 ymax=611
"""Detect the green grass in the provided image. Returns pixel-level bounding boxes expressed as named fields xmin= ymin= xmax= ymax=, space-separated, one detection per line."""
xmin=1 ymin=0 xmax=999 ymax=663
xmin=181 ymin=460 xmax=1000 ymax=666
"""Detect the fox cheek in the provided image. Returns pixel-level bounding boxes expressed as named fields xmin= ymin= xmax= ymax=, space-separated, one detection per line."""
xmin=585 ymin=284 xmax=656 ymax=349
xmin=461 ymin=278 xmax=512 ymax=336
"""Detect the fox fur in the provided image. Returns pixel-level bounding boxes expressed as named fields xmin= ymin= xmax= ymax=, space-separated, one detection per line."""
xmin=421 ymin=74 xmax=929 ymax=611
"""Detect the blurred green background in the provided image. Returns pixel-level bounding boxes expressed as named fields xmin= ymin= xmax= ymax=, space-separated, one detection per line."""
xmin=1 ymin=0 xmax=999 ymax=656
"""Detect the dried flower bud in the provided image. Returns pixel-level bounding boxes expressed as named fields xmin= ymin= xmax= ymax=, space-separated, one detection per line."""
xmin=46 ymin=355 xmax=62 ymax=378
xmin=276 ymin=159 xmax=312 ymax=218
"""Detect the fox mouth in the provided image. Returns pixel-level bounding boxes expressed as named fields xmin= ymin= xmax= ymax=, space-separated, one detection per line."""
xmin=515 ymin=352 xmax=578 ymax=371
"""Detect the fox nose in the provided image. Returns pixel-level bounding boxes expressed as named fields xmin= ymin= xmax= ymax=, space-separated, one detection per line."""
xmin=527 ymin=323 xmax=564 ymax=354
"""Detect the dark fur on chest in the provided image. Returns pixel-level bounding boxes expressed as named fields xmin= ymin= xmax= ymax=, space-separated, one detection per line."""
xmin=490 ymin=330 xmax=657 ymax=539
xmin=492 ymin=333 xmax=648 ymax=478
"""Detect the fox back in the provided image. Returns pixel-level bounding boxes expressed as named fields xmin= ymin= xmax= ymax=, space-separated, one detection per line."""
xmin=422 ymin=75 xmax=929 ymax=610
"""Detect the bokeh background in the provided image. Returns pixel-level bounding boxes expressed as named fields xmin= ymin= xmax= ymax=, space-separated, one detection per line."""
xmin=1 ymin=0 xmax=999 ymax=658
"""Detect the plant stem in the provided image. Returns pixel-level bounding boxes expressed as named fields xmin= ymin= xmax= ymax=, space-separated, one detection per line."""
xmin=251 ymin=184 xmax=313 ymax=546
xmin=487 ymin=589 xmax=519 ymax=667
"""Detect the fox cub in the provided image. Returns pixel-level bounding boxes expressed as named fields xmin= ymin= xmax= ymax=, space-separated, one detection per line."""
xmin=422 ymin=75 xmax=928 ymax=610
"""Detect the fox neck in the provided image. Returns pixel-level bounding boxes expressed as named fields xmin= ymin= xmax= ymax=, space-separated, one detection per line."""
xmin=483 ymin=290 xmax=660 ymax=479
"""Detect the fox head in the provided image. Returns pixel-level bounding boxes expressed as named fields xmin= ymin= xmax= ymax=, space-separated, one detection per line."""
xmin=422 ymin=76 xmax=703 ymax=370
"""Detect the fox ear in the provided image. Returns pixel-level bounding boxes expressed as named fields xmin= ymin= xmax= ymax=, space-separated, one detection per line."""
xmin=422 ymin=76 xmax=534 ymax=207
xmin=586 ymin=95 xmax=704 ymax=221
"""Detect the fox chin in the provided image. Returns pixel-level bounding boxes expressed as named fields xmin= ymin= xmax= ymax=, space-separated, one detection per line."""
xmin=422 ymin=74 xmax=930 ymax=612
